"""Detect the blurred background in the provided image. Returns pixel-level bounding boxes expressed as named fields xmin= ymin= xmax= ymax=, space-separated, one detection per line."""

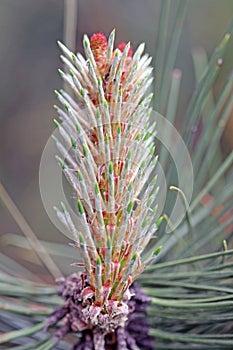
xmin=0 ymin=0 xmax=232 ymax=275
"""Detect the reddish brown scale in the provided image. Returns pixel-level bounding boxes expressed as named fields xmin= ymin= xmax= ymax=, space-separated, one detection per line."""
xmin=99 ymin=246 xmax=106 ymax=257
xmin=120 ymin=242 xmax=131 ymax=261
xmin=105 ymin=92 xmax=113 ymax=102
xmin=91 ymin=97 xmax=99 ymax=105
xmin=117 ymin=159 xmax=125 ymax=174
xmin=123 ymin=90 xmax=131 ymax=101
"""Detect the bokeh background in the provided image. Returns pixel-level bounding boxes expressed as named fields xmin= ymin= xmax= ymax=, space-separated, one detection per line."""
xmin=0 ymin=0 xmax=232 ymax=275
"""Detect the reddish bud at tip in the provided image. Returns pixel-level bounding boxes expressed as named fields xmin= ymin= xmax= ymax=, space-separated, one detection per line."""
xmin=90 ymin=33 xmax=108 ymax=73
xmin=90 ymin=32 xmax=108 ymax=52
xmin=117 ymin=42 xmax=133 ymax=57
